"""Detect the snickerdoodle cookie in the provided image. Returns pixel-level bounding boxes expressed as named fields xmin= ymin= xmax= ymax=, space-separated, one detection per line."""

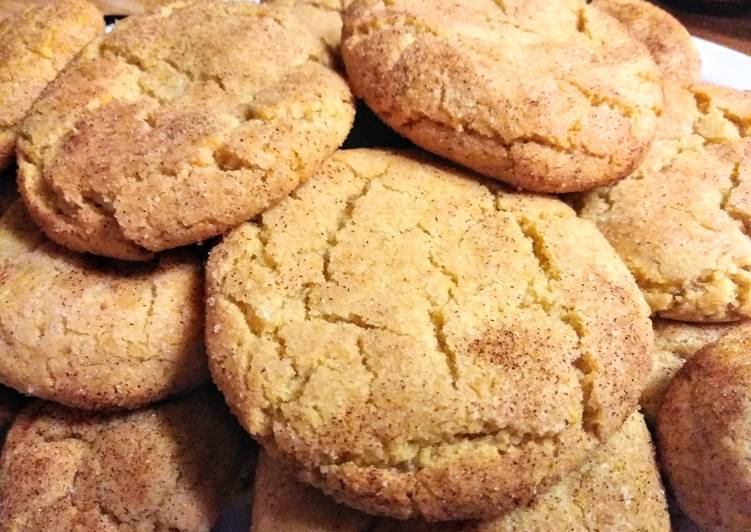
xmin=658 ymin=322 xmax=751 ymax=532
xmin=0 ymin=201 xmax=206 ymax=410
xmin=590 ymin=0 xmax=701 ymax=83
xmin=253 ymin=412 xmax=669 ymax=531
xmin=580 ymin=82 xmax=751 ymax=322
xmin=642 ymin=318 xmax=740 ymax=422
xmin=17 ymin=0 xmax=354 ymax=261
xmin=207 ymin=149 xmax=653 ymax=521
xmin=0 ymin=0 xmax=103 ymax=170
xmin=267 ymin=0 xmax=353 ymax=52
xmin=341 ymin=0 xmax=663 ymax=193
xmin=0 ymin=389 xmax=245 ymax=531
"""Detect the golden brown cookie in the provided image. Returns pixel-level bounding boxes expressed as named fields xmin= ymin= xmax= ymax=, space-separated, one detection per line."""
xmin=590 ymin=0 xmax=701 ymax=83
xmin=642 ymin=318 xmax=740 ymax=422
xmin=341 ymin=0 xmax=663 ymax=193
xmin=252 ymin=412 xmax=669 ymax=532
xmin=266 ymin=0 xmax=353 ymax=52
xmin=580 ymin=82 xmax=751 ymax=322
xmin=17 ymin=0 xmax=355 ymax=261
xmin=0 ymin=0 xmax=103 ymax=170
xmin=658 ymin=322 xmax=751 ymax=532
xmin=207 ymin=149 xmax=653 ymax=521
xmin=0 ymin=389 xmax=245 ymax=531
xmin=0 ymin=201 xmax=206 ymax=410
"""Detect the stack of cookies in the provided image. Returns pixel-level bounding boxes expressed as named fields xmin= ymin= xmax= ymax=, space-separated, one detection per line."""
xmin=0 ymin=0 xmax=748 ymax=530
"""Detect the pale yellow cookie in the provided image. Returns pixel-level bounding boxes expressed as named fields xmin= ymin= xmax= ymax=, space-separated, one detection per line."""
xmin=0 ymin=0 xmax=103 ymax=170
xmin=341 ymin=0 xmax=663 ymax=193
xmin=17 ymin=0 xmax=354 ymax=260
xmin=266 ymin=0 xmax=353 ymax=52
xmin=590 ymin=0 xmax=701 ymax=83
xmin=580 ymin=82 xmax=751 ymax=321
xmin=0 ymin=201 xmax=206 ymax=410
xmin=658 ymin=323 xmax=751 ymax=532
xmin=252 ymin=412 xmax=669 ymax=532
xmin=642 ymin=318 xmax=740 ymax=422
xmin=0 ymin=389 xmax=245 ymax=531
xmin=207 ymin=149 xmax=653 ymax=521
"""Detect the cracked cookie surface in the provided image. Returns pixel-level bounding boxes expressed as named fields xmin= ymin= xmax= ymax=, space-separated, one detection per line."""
xmin=206 ymin=149 xmax=652 ymax=521
xmin=340 ymin=0 xmax=662 ymax=193
xmin=642 ymin=318 xmax=741 ymax=422
xmin=17 ymin=0 xmax=355 ymax=260
xmin=266 ymin=0 xmax=353 ymax=52
xmin=0 ymin=201 xmax=206 ymax=410
xmin=590 ymin=0 xmax=701 ymax=83
xmin=658 ymin=322 xmax=751 ymax=532
xmin=252 ymin=412 xmax=669 ymax=532
xmin=0 ymin=390 xmax=245 ymax=532
xmin=580 ymin=83 xmax=751 ymax=321
xmin=0 ymin=0 xmax=103 ymax=170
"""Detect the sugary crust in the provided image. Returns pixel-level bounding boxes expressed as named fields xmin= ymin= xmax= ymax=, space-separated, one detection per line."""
xmin=0 ymin=202 xmax=207 ymax=410
xmin=341 ymin=0 xmax=662 ymax=193
xmin=641 ymin=318 xmax=740 ymax=422
xmin=266 ymin=0 xmax=353 ymax=52
xmin=207 ymin=149 xmax=652 ymax=520
xmin=17 ymin=1 xmax=354 ymax=260
xmin=0 ymin=0 xmax=103 ymax=170
xmin=252 ymin=412 xmax=669 ymax=532
xmin=658 ymin=323 xmax=751 ymax=531
xmin=0 ymin=390 xmax=245 ymax=531
xmin=591 ymin=0 xmax=701 ymax=83
xmin=580 ymin=83 xmax=751 ymax=321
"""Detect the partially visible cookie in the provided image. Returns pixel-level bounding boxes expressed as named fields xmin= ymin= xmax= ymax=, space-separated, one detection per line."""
xmin=267 ymin=0 xmax=353 ymax=52
xmin=590 ymin=0 xmax=701 ymax=83
xmin=17 ymin=0 xmax=354 ymax=260
xmin=0 ymin=201 xmax=207 ymax=410
xmin=341 ymin=0 xmax=663 ymax=193
xmin=252 ymin=412 xmax=669 ymax=532
xmin=207 ymin=149 xmax=653 ymax=521
xmin=0 ymin=389 xmax=245 ymax=531
xmin=642 ymin=318 xmax=740 ymax=422
xmin=0 ymin=0 xmax=103 ymax=170
xmin=658 ymin=322 xmax=751 ymax=532
xmin=580 ymin=82 xmax=751 ymax=321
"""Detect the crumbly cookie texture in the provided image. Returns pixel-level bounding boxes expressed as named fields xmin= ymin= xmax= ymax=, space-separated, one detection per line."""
xmin=0 ymin=390 xmax=245 ymax=532
xmin=658 ymin=323 xmax=751 ymax=532
xmin=252 ymin=412 xmax=669 ymax=532
xmin=580 ymin=83 xmax=751 ymax=322
xmin=0 ymin=201 xmax=207 ymax=410
xmin=642 ymin=318 xmax=740 ymax=422
xmin=207 ymin=149 xmax=653 ymax=521
xmin=590 ymin=0 xmax=701 ymax=83
xmin=341 ymin=0 xmax=662 ymax=193
xmin=0 ymin=0 xmax=103 ymax=170
xmin=266 ymin=0 xmax=353 ymax=52
xmin=17 ymin=1 xmax=355 ymax=261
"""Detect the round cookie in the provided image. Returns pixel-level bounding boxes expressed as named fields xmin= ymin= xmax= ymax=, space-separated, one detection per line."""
xmin=658 ymin=322 xmax=751 ymax=532
xmin=252 ymin=412 xmax=669 ymax=532
xmin=580 ymin=82 xmax=751 ymax=321
xmin=0 ymin=201 xmax=206 ymax=410
xmin=0 ymin=0 xmax=103 ymax=170
xmin=207 ymin=149 xmax=653 ymax=521
xmin=340 ymin=0 xmax=663 ymax=193
xmin=0 ymin=390 xmax=245 ymax=531
xmin=17 ymin=1 xmax=355 ymax=261
xmin=590 ymin=0 xmax=701 ymax=84
xmin=642 ymin=318 xmax=740 ymax=422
